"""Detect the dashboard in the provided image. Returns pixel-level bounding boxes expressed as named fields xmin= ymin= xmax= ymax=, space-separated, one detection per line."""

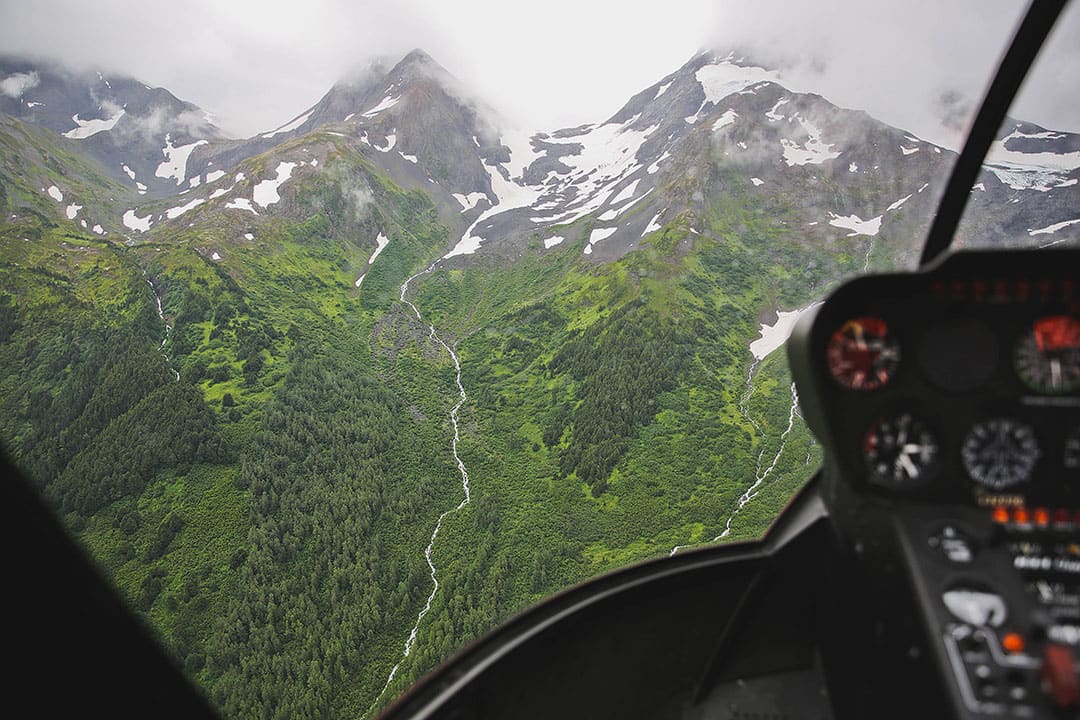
xmin=789 ymin=247 xmax=1080 ymax=719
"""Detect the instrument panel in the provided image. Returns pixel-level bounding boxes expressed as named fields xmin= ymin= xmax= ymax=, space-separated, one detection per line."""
xmin=789 ymin=249 xmax=1080 ymax=719
xmin=791 ymin=248 xmax=1080 ymax=511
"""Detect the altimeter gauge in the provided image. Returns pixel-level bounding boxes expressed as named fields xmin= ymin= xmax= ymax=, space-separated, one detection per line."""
xmin=863 ymin=413 xmax=939 ymax=490
xmin=1015 ymin=315 xmax=1080 ymax=394
xmin=961 ymin=418 xmax=1041 ymax=490
xmin=826 ymin=316 xmax=901 ymax=390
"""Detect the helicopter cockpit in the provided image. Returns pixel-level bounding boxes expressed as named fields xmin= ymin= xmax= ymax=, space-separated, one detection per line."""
xmin=371 ymin=3 xmax=1080 ymax=718
xmin=2 ymin=2 xmax=1076 ymax=720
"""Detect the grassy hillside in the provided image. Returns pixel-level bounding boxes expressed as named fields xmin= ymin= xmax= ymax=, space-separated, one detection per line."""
xmin=0 ymin=122 xmax=839 ymax=718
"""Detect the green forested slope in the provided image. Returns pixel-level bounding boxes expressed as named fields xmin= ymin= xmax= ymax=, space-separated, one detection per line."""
xmin=1 ymin=126 xmax=836 ymax=718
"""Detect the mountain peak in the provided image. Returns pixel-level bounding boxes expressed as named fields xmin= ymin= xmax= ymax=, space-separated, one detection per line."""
xmin=386 ymin=48 xmax=452 ymax=88
xmin=399 ymin=48 xmax=436 ymax=67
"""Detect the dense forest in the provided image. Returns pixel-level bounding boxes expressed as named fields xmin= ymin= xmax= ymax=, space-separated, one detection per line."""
xmin=0 ymin=141 xmax=839 ymax=717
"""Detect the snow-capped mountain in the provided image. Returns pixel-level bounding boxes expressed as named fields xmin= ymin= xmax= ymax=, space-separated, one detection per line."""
xmin=428 ymin=50 xmax=1080 ymax=264
xmin=2 ymin=49 xmax=1077 ymax=254
xmin=0 ymin=56 xmax=226 ymax=198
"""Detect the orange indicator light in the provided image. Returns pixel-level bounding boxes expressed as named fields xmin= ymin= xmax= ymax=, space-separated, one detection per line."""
xmin=992 ymin=507 xmax=1011 ymax=524
xmin=1034 ymin=508 xmax=1051 ymax=527
xmin=1002 ymin=633 xmax=1026 ymax=654
xmin=1013 ymin=507 xmax=1031 ymax=525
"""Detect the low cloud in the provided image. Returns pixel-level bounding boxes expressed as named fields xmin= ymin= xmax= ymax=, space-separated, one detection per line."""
xmin=0 ymin=71 xmax=39 ymax=98
xmin=706 ymin=0 xmax=1077 ymax=147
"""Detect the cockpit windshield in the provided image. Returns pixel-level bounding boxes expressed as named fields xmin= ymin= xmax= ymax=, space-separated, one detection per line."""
xmin=0 ymin=2 xmax=1075 ymax=718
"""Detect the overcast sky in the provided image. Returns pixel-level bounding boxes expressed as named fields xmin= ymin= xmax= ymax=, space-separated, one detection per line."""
xmin=1 ymin=0 xmax=1077 ymax=146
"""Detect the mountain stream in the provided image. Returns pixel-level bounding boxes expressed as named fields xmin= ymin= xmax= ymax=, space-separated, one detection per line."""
xmin=367 ymin=262 xmax=473 ymax=716
xmin=670 ymin=356 xmax=803 ymax=555
xmin=145 ymin=273 xmax=179 ymax=382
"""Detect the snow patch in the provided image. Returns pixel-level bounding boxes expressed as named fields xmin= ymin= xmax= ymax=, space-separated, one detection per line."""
xmin=696 ymin=60 xmax=779 ymax=105
xmin=712 ymin=109 xmax=739 ymax=132
xmin=766 ymin=98 xmax=789 ymax=122
xmin=400 ymin=152 xmax=418 ymax=163
xmin=544 ymin=235 xmax=565 ymax=249
xmin=244 ymin=233 xmax=254 ymax=240
xmin=642 ymin=211 xmax=663 ymax=237
xmin=165 ymin=197 xmax=205 ymax=219
xmin=647 ymin=151 xmax=671 ymax=175
xmin=211 ymin=252 xmax=222 ymax=261
xmin=750 ymin=303 xmax=821 ymax=361
xmin=375 ymin=132 xmax=397 ymax=152
xmin=47 ymin=185 xmax=63 ymax=202
xmin=444 ymin=161 xmax=545 ymax=259
xmin=849 ymin=162 xmax=858 ymax=173
xmin=122 ymin=164 xmax=136 ymax=180
xmin=369 ymin=232 xmax=390 ymax=264
xmin=607 ymin=179 xmax=641 ymax=207
xmin=901 ymin=145 xmax=919 ymax=155
xmin=989 ymin=129 xmax=1080 ymax=171
xmin=122 ymin=209 xmax=152 ymax=232
xmin=781 ymin=117 xmax=841 ymax=166
xmin=452 ymin=192 xmax=488 ymax=212
xmin=886 ymin=194 xmax=912 ymax=212
xmin=63 ymin=107 xmax=125 ymax=139
xmin=588 ymin=226 xmax=618 ymax=245
xmin=1028 ymin=218 xmax=1080 ymax=236
xmin=751 ymin=177 xmax=764 ymax=186
xmin=252 ymin=161 xmax=298 ymax=207
xmin=205 ymin=169 xmax=225 ymax=183
xmin=92 ymin=224 xmax=104 ymax=235
xmin=988 ymin=163 xmax=1074 ymax=192
xmin=65 ymin=203 xmax=82 ymax=219
xmin=828 ymin=212 xmax=882 ymax=237
xmin=363 ymin=95 xmax=401 ymax=117
xmin=155 ymin=134 xmax=207 ymax=185
xmin=226 ymin=198 xmax=258 ymax=215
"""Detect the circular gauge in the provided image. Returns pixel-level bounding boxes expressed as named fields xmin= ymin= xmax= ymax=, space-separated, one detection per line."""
xmin=961 ymin=419 xmax=1041 ymax=490
xmin=1015 ymin=315 xmax=1080 ymax=394
xmin=863 ymin=413 xmax=940 ymax=490
xmin=827 ymin=316 xmax=901 ymax=390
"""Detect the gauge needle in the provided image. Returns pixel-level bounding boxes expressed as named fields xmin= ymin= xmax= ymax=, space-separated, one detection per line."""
xmin=898 ymin=452 xmax=920 ymax=479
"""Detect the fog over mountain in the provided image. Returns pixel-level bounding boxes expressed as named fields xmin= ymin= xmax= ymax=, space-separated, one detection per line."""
xmin=1 ymin=0 xmax=1077 ymax=144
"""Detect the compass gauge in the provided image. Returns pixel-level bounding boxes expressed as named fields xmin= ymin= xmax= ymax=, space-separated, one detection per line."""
xmin=961 ymin=419 xmax=1040 ymax=490
xmin=1015 ymin=315 xmax=1080 ymax=394
xmin=827 ymin=316 xmax=901 ymax=390
xmin=863 ymin=413 xmax=939 ymax=490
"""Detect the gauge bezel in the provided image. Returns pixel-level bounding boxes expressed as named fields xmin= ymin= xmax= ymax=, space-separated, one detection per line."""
xmin=960 ymin=417 xmax=1041 ymax=491
xmin=826 ymin=315 xmax=902 ymax=391
xmin=862 ymin=412 xmax=941 ymax=491
xmin=1013 ymin=314 xmax=1080 ymax=395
